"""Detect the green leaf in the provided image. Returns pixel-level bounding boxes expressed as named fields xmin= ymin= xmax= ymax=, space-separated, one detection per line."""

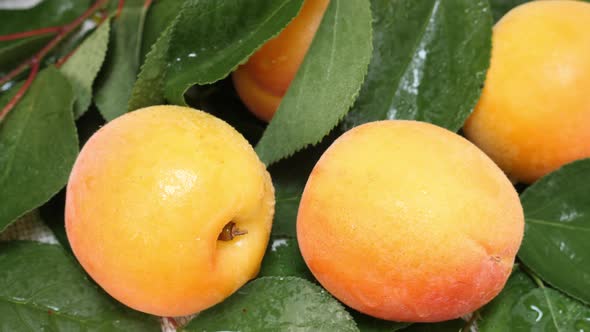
xmin=399 ymin=319 xmax=464 ymax=332
xmin=0 ymin=0 xmax=92 ymax=72
xmin=478 ymin=268 xmax=536 ymax=331
xmin=489 ymin=0 xmax=529 ymax=21
xmin=140 ymin=0 xmax=184 ymax=62
xmin=94 ymin=0 xmax=148 ymax=121
xmin=182 ymin=276 xmax=359 ymax=332
xmin=255 ymin=0 xmax=372 ymax=165
xmin=0 ymin=66 xmax=77 ymax=232
xmin=164 ymin=0 xmax=305 ymax=105
xmin=352 ymin=310 xmax=410 ymax=332
xmin=127 ymin=21 xmax=173 ymax=111
xmin=518 ymin=159 xmax=590 ymax=304
xmin=511 ymin=288 xmax=590 ymax=331
xmin=341 ymin=0 xmax=492 ymax=133
xmin=61 ymin=19 xmax=111 ymax=118
xmin=129 ymin=0 xmax=187 ymax=112
xmin=0 ymin=241 xmax=160 ymax=331
xmin=258 ymin=236 xmax=313 ymax=281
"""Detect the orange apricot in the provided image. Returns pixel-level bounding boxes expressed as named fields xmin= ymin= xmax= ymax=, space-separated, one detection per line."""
xmin=297 ymin=120 xmax=524 ymax=322
xmin=464 ymin=0 xmax=590 ymax=183
xmin=232 ymin=0 xmax=330 ymax=122
xmin=65 ymin=106 xmax=274 ymax=316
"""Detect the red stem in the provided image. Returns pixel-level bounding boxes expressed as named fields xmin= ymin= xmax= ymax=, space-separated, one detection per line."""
xmin=116 ymin=0 xmax=125 ymax=18
xmin=0 ymin=26 xmax=62 ymax=42
xmin=0 ymin=60 xmax=31 ymax=86
xmin=166 ymin=317 xmax=180 ymax=329
xmin=0 ymin=60 xmax=39 ymax=120
xmin=0 ymin=0 xmax=109 ymax=121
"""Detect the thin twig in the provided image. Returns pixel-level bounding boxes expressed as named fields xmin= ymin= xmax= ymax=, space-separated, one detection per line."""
xmin=0 ymin=60 xmax=39 ymax=120
xmin=0 ymin=0 xmax=109 ymax=121
xmin=0 ymin=26 xmax=61 ymax=42
xmin=0 ymin=60 xmax=31 ymax=86
xmin=116 ymin=0 xmax=125 ymax=18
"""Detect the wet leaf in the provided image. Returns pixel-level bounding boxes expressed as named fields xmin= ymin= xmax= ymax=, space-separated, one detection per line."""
xmin=182 ymin=277 xmax=359 ymax=332
xmin=478 ymin=268 xmax=536 ymax=331
xmin=255 ymin=0 xmax=372 ymax=165
xmin=518 ymin=159 xmax=590 ymax=304
xmin=511 ymin=288 xmax=590 ymax=331
xmin=0 ymin=241 xmax=160 ymax=331
xmin=342 ymin=0 xmax=492 ymax=132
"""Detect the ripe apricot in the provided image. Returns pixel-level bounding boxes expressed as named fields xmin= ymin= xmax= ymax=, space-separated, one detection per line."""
xmin=65 ymin=106 xmax=274 ymax=316
xmin=464 ymin=0 xmax=590 ymax=183
xmin=232 ymin=0 xmax=330 ymax=122
xmin=297 ymin=121 xmax=524 ymax=322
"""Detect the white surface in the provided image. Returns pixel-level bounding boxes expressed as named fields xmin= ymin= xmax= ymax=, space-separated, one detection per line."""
xmin=0 ymin=0 xmax=43 ymax=10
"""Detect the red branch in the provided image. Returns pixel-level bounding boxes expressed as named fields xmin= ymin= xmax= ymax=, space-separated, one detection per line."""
xmin=0 ymin=60 xmax=39 ymax=120
xmin=0 ymin=0 xmax=109 ymax=122
xmin=116 ymin=0 xmax=125 ymax=18
xmin=0 ymin=26 xmax=62 ymax=42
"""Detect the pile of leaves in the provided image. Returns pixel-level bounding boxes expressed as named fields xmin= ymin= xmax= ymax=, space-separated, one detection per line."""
xmin=0 ymin=0 xmax=588 ymax=331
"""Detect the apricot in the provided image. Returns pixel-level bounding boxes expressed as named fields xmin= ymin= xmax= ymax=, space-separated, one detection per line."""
xmin=297 ymin=121 xmax=524 ymax=322
xmin=65 ymin=106 xmax=274 ymax=316
xmin=464 ymin=0 xmax=590 ymax=183
xmin=232 ymin=0 xmax=330 ymax=122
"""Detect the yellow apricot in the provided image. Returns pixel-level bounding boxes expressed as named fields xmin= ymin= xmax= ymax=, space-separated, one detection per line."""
xmin=464 ymin=0 xmax=590 ymax=183
xmin=297 ymin=121 xmax=524 ymax=322
xmin=65 ymin=106 xmax=274 ymax=316
xmin=232 ymin=0 xmax=330 ymax=122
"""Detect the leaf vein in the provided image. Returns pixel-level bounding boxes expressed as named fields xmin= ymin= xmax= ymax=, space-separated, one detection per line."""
xmin=386 ymin=0 xmax=440 ymax=118
xmin=526 ymin=218 xmax=589 ymax=232
xmin=0 ymin=294 xmax=96 ymax=326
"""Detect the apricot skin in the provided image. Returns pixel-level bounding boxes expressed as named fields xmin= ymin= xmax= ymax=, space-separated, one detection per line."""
xmin=297 ymin=121 xmax=524 ymax=322
xmin=232 ymin=0 xmax=330 ymax=122
xmin=464 ymin=0 xmax=590 ymax=183
xmin=65 ymin=106 xmax=274 ymax=316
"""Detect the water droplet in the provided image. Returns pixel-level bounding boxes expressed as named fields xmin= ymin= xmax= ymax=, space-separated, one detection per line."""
xmin=575 ymin=319 xmax=590 ymax=331
xmin=530 ymin=305 xmax=544 ymax=322
xmin=271 ymin=238 xmax=288 ymax=251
